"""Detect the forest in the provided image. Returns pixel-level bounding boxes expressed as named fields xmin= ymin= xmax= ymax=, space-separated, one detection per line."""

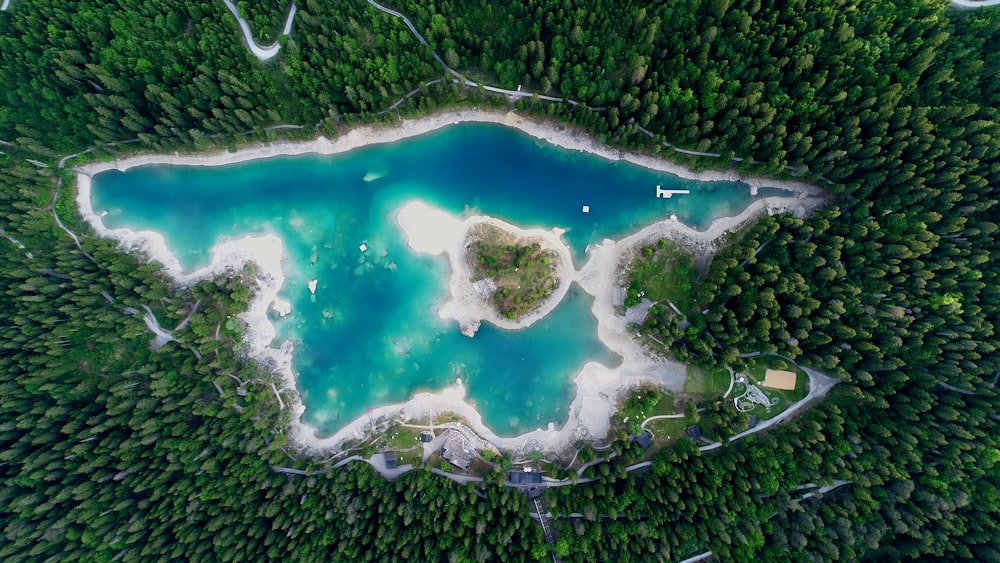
xmin=1 ymin=0 xmax=998 ymax=560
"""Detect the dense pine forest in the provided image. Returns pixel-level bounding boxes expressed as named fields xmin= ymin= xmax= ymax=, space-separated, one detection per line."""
xmin=1 ymin=0 xmax=998 ymax=561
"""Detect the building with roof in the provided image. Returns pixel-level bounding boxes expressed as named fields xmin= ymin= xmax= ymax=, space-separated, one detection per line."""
xmin=508 ymin=469 xmax=544 ymax=486
xmin=634 ymin=429 xmax=654 ymax=448
xmin=383 ymin=451 xmax=397 ymax=470
xmin=440 ymin=431 xmax=474 ymax=470
xmin=685 ymin=425 xmax=703 ymax=439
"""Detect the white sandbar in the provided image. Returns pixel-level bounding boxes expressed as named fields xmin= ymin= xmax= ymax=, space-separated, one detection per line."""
xmin=397 ymin=200 xmax=575 ymax=337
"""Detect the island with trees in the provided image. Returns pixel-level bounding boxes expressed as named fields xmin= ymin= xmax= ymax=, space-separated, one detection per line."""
xmin=0 ymin=0 xmax=998 ymax=561
xmin=466 ymin=223 xmax=561 ymax=320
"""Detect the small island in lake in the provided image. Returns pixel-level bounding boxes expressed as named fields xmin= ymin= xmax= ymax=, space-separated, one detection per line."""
xmin=466 ymin=223 xmax=560 ymax=320
xmin=396 ymin=199 xmax=575 ymax=337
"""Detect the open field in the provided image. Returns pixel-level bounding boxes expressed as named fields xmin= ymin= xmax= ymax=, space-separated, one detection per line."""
xmin=732 ymin=357 xmax=808 ymax=420
xmin=684 ymin=364 xmax=732 ymax=398
xmin=624 ymin=239 xmax=696 ymax=312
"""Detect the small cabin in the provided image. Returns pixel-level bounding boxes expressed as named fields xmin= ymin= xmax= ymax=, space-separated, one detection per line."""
xmin=634 ymin=430 xmax=654 ymax=449
xmin=383 ymin=451 xmax=397 ymax=470
xmin=508 ymin=469 xmax=543 ymax=486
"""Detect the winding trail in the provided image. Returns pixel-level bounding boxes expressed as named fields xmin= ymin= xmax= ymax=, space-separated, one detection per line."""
xmin=0 ymin=227 xmax=32 ymax=258
xmin=936 ymin=381 xmax=980 ymax=396
xmin=797 ymin=480 xmax=853 ymax=500
xmin=141 ymin=305 xmax=176 ymax=348
xmin=951 ymin=0 xmax=1000 ymax=6
xmin=50 ymin=191 xmax=98 ymax=264
xmin=367 ymin=0 xmax=584 ymax=109
xmin=695 ymin=354 xmax=840 ymax=452
xmin=722 ymin=367 xmax=736 ymax=398
xmin=221 ymin=0 xmax=298 ymax=62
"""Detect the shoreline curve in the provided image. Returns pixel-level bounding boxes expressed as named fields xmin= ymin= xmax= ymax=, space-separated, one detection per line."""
xmin=73 ymin=109 xmax=830 ymax=455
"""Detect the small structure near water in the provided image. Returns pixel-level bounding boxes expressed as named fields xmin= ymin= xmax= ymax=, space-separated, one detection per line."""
xmin=656 ymin=184 xmax=691 ymax=198
xmin=440 ymin=430 xmax=475 ymax=470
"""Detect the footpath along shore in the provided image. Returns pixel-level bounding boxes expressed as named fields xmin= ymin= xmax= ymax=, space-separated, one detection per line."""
xmin=74 ymin=109 xmax=830 ymax=455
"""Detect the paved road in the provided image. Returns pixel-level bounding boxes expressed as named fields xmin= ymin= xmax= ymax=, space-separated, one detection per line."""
xmin=951 ymin=0 xmax=1000 ymax=6
xmin=699 ymin=354 xmax=839 ymax=452
xmin=221 ymin=0 xmax=297 ymax=61
xmin=675 ymin=551 xmax=713 ymax=563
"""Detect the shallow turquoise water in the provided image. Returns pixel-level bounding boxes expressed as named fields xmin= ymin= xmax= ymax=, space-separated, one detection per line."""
xmin=91 ymin=123 xmax=773 ymax=435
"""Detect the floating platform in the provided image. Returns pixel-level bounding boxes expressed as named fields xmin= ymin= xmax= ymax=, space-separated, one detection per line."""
xmin=656 ymin=185 xmax=690 ymax=198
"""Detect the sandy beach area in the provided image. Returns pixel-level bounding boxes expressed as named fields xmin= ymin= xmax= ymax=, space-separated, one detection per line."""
xmin=397 ymin=200 xmax=575 ymax=337
xmin=73 ymin=109 xmax=829 ymax=455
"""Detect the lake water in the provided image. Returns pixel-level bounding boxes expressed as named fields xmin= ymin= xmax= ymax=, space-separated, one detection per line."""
xmin=91 ymin=123 xmax=778 ymax=436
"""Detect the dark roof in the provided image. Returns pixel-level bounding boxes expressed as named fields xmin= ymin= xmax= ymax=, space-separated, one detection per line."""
xmin=383 ymin=451 xmax=397 ymax=469
xmin=748 ymin=415 xmax=759 ymax=428
xmin=420 ymin=432 xmax=432 ymax=442
xmin=508 ymin=470 xmax=543 ymax=485
xmin=441 ymin=432 xmax=474 ymax=470
xmin=526 ymin=487 xmax=543 ymax=499
xmin=635 ymin=430 xmax=653 ymax=448
xmin=685 ymin=425 xmax=703 ymax=439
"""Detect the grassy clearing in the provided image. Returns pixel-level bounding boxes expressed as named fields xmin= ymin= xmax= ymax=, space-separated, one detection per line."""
xmin=377 ymin=423 xmax=426 ymax=452
xmin=732 ymin=357 xmax=808 ymax=420
xmin=645 ymin=417 xmax=689 ymax=447
xmin=684 ymin=364 xmax=732 ymax=398
xmin=614 ymin=386 xmax=676 ymax=435
xmin=467 ymin=223 xmax=558 ymax=320
xmin=624 ymin=239 xmax=696 ymax=312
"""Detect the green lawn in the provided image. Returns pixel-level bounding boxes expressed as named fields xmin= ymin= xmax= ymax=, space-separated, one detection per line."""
xmin=684 ymin=364 xmax=733 ymax=398
xmin=615 ymin=387 xmax=677 ymax=434
xmin=373 ymin=423 xmax=428 ymax=467
xmin=731 ymin=357 xmax=809 ymax=420
xmin=624 ymin=240 xmax=696 ymax=312
xmin=645 ymin=417 xmax=689 ymax=447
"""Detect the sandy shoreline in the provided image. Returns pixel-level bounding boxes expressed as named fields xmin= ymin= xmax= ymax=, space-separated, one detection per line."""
xmin=74 ymin=109 xmax=830 ymax=455
xmin=397 ymin=200 xmax=575 ymax=337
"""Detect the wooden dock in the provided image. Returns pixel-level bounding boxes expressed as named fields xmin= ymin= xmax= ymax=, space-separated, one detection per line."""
xmin=656 ymin=185 xmax=690 ymax=198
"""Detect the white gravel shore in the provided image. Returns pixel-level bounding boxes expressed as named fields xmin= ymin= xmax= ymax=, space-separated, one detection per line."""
xmin=73 ymin=109 xmax=829 ymax=454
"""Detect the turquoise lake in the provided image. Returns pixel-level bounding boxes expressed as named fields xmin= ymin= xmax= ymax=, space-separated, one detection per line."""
xmin=91 ymin=123 xmax=782 ymax=436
